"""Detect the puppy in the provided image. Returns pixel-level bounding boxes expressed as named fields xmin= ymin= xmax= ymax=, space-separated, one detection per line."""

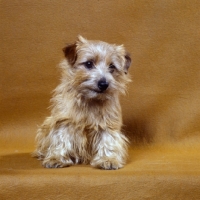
xmin=34 ymin=36 xmax=131 ymax=170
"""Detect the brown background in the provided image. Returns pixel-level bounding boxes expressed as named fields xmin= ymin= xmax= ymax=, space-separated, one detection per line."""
xmin=1 ymin=1 xmax=200 ymax=199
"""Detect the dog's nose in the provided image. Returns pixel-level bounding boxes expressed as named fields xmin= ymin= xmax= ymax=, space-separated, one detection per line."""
xmin=98 ymin=78 xmax=109 ymax=91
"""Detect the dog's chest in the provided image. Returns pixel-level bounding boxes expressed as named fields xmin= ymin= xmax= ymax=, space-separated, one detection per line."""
xmin=83 ymin=105 xmax=121 ymax=131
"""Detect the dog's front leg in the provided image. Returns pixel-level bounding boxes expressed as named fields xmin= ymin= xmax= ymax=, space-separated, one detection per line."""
xmin=41 ymin=125 xmax=79 ymax=168
xmin=90 ymin=130 xmax=129 ymax=170
xmin=36 ymin=119 xmax=88 ymax=168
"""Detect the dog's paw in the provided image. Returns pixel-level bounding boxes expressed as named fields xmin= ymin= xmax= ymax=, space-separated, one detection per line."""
xmin=91 ymin=158 xmax=123 ymax=170
xmin=43 ymin=158 xmax=74 ymax=168
xmin=100 ymin=160 xmax=121 ymax=170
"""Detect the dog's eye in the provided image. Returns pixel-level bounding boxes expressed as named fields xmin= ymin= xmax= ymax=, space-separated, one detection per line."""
xmin=109 ymin=63 xmax=116 ymax=73
xmin=84 ymin=61 xmax=94 ymax=69
xmin=109 ymin=63 xmax=116 ymax=69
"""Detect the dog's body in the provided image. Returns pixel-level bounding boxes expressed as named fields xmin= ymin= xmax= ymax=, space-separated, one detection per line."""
xmin=34 ymin=36 xmax=131 ymax=170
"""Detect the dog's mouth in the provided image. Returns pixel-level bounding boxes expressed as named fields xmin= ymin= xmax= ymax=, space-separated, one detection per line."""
xmin=90 ymin=89 xmax=106 ymax=94
xmin=93 ymin=90 xmax=104 ymax=94
xmin=81 ymin=87 xmax=109 ymax=98
xmin=81 ymin=88 xmax=111 ymax=100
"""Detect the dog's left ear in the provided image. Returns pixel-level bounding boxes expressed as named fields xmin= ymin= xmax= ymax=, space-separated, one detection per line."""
xmin=62 ymin=43 xmax=77 ymax=65
xmin=124 ymin=53 xmax=131 ymax=74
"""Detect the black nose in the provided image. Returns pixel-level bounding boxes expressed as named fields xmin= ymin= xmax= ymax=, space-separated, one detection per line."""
xmin=98 ymin=78 xmax=109 ymax=91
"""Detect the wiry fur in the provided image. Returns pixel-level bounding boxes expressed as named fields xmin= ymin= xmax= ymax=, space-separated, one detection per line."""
xmin=34 ymin=36 xmax=131 ymax=170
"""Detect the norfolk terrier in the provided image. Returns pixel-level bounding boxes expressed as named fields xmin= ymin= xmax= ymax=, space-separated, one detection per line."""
xmin=34 ymin=36 xmax=131 ymax=170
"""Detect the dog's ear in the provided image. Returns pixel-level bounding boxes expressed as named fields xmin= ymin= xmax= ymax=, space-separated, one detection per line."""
xmin=62 ymin=43 xmax=77 ymax=65
xmin=77 ymin=35 xmax=88 ymax=44
xmin=124 ymin=53 xmax=131 ymax=74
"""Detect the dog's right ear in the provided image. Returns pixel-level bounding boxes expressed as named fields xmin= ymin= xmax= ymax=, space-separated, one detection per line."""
xmin=62 ymin=43 xmax=77 ymax=65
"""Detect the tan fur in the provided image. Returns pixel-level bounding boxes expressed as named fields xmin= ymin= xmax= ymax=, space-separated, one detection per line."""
xmin=33 ymin=36 xmax=131 ymax=170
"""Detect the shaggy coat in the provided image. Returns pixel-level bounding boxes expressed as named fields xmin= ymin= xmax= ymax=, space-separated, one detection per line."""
xmin=34 ymin=36 xmax=131 ymax=170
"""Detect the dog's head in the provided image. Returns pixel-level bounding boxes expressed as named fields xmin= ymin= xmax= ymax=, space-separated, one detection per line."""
xmin=62 ymin=36 xmax=131 ymax=100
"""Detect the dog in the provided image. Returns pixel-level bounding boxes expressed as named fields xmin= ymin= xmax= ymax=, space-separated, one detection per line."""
xmin=33 ymin=36 xmax=131 ymax=170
